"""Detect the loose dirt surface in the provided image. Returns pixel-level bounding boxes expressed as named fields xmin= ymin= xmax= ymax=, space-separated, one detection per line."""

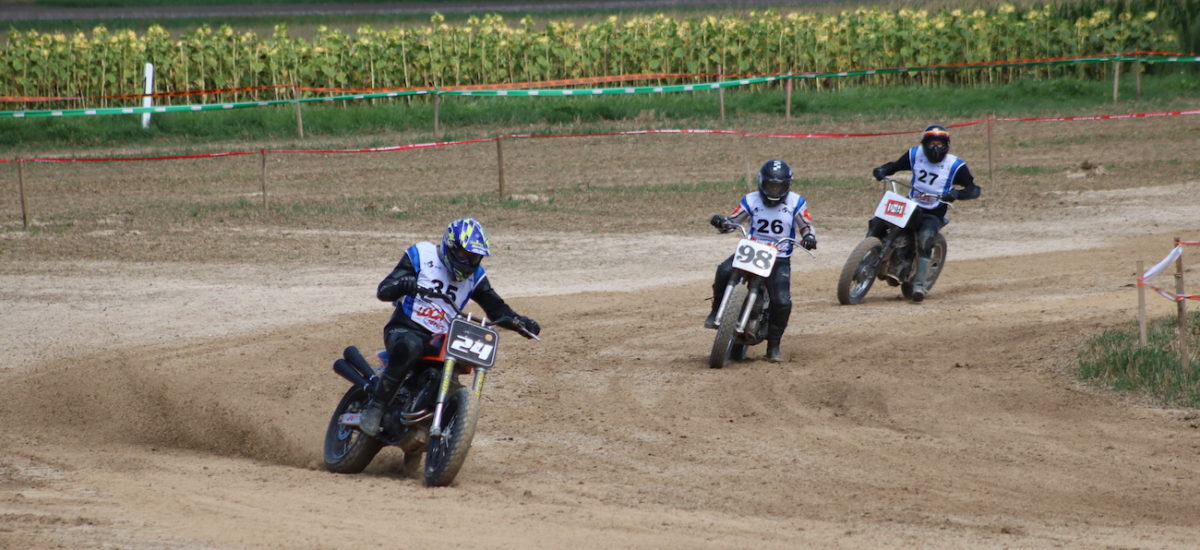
xmin=2 ymin=111 xmax=1199 ymax=549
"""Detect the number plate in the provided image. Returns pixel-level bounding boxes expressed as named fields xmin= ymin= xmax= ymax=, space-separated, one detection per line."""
xmin=731 ymin=238 xmax=777 ymax=277
xmin=873 ymin=190 xmax=917 ymax=228
xmin=445 ymin=318 xmax=499 ymax=369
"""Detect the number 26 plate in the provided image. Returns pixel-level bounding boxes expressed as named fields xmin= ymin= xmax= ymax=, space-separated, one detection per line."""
xmin=732 ymin=238 xmax=777 ymax=277
xmin=446 ymin=318 xmax=500 ymax=369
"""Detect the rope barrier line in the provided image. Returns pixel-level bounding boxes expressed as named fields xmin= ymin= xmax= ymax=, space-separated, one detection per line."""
xmin=4 ymin=105 xmax=1199 ymax=165
xmin=1139 ymin=245 xmax=1199 ymax=302
xmin=2 ymin=51 xmax=1197 ymax=111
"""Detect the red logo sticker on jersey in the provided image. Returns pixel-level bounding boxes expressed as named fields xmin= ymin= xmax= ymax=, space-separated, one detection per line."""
xmin=801 ymin=208 xmax=813 ymax=223
xmin=415 ymin=306 xmax=447 ymax=321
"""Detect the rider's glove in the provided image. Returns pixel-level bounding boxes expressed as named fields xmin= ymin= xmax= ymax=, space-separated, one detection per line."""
xmin=709 ymin=214 xmax=727 ymax=230
xmin=515 ymin=315 xmax=540 ymax=338
xmin=872 ymin=166 xmax=888 ymax=181
xmin=394 ymin=275 xmax=418 ymax=296
xmin=942 ymin=188 xmax=959 ymax=203
xmin=801 ymin=234 xmax=817 ymax=251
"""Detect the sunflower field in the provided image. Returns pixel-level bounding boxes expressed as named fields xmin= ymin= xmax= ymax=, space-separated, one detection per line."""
xmin=0 ymin=4 xmax=1183 ymax=108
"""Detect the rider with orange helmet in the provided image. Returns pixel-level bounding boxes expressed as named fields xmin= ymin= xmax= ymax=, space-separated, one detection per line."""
xmin=869 ymin=125 xmax=981 ymax=301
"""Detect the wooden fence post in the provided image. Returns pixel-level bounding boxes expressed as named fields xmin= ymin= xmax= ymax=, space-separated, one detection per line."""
xmin=260 ymin=149 xmax=268 ymax=209
xmin=718 ymin=65 xmax=726 ymax=122
xmin=1137 ymin=260 xmax=1147 ymax=347
xmin=1175 ymin=238 xmax=1189 ymax=371
xmin=17 ymin=157 xmax=28 ymax=229
xmin=1112 ymin=61 xmax=1121 ymax=104
xmin=1135 ymin=61 xmax=1142 ymax=101
xmin=293 ymin=84 xmax=305 ymax=139
xmin=433 ymin=92 xmax=441 ymax=137
xmin=495 ymin=136 xmax=506 ymax=201
xmin=987 ymin=112 xmax=995 ymax=186
xmin=785 ymin=78 xmax=792 ymax=121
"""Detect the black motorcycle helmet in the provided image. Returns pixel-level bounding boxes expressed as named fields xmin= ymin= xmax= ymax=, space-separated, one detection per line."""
xmin=757 ymin=159 xmax=793 ymax=207
xmin=921 ymin=125 xmax=951 ymax=163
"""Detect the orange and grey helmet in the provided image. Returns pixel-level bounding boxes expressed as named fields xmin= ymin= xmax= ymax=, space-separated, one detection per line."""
xmin=921 ymin=125 xmax=951 ymax=163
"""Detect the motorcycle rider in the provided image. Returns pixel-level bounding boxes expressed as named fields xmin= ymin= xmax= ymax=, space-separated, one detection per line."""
xmin=706 ymin=159 xmax=817 ymax=363
xmin=359 ymin=217 xmax=540 ymax=437
xmin=870 ymin=124 xmax=981 ymax=302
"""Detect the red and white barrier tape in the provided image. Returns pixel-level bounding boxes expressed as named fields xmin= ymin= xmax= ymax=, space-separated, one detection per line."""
xmin=1139 ymin=244 xmax=1200 ymax=302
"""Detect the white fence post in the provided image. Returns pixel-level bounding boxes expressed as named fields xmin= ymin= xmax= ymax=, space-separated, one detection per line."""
xmin=142 ymin=63 xmax=154 ymax=129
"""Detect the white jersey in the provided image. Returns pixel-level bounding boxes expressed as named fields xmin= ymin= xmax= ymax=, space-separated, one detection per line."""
xmin=397 ymin=241 xmax=486 ymax=334
xmin=907 ymin=145 xmax=966 ymax=209
xmin=727 ymin=191 xmax=814 ymax=258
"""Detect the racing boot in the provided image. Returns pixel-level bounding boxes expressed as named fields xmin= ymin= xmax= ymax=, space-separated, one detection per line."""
xmin=765 ymin=339 xmax=785 ymax=363
xmin=359 ymin=373 xmax=401 ymax=438
xmin=705 ymin=286 xmax=723 ymax=329
xmin=911 ymin=257 xmax=931 ymax=303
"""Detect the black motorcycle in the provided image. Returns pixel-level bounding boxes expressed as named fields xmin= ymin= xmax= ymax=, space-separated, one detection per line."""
xmin=708 ymin=222 xmax=811 ymax=369
xmin=323 ymin=288 xmax=538 ymax=486
xmin=837 ymin=177 xmax=949 ymax=305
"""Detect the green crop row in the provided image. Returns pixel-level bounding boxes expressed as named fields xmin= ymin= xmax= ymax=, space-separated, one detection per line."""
xmin=0 ymin=4 xmax=1181 ymax=109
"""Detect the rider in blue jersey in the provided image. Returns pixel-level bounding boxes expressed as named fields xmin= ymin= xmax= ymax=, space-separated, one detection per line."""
xmin=359 ymin=217 xmax=541 ymax=437
xmin=870 ymin=125 xmax=981 ymax=302
xmin=706 ymin=160 xmax=817 ymax=363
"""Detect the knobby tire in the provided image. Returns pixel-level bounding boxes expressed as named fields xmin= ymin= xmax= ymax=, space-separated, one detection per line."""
xmin=423 ymin=385 xmax=479 ymax=487
xmin=837 ymin=237 xmax=883 ymax=305
xmin=323 ymin=386 xmax=383 ymax=474
xmin=709 ymin=285 xmax=748 ymax=369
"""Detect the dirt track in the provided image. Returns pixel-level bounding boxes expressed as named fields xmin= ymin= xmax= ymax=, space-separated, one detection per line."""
xmin=1 ymin=111 xmax=1199 ymax=548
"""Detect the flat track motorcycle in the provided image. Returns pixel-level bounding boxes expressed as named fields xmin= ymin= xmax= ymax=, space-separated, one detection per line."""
xmin=836 ymin=177 xmax=949 ymax=305
xmin=323 ymin=288 xmax=538 ymax=486
xmin=708 ymin=222 xmax=813 ymax=369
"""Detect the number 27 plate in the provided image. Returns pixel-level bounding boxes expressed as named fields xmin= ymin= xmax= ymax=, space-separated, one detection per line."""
xmin=446 ymin=318 xmax=500 ymax=369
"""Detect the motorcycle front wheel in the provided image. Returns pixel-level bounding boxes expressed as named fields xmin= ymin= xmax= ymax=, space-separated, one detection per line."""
xmin=423 ymin=384 xmax=480 ymax=487
xmin=709 ymin=285 xmax=748 ymax=369
xmin=323 ymin=385 xmax=383 ymax=474
xmin=902 ymin=234 xmax=948 ymax=300
xmin=837 ymin=237 xmax=884 ymax=305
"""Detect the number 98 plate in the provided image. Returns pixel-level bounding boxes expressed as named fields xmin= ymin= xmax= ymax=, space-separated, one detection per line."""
xmin=732 ymin=238 xmax=777 ymax=277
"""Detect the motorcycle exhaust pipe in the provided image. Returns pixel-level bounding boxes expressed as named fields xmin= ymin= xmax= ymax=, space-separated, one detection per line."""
xmin=332 ymin=359 xmax=371 ymax=390
xmin=343 ymin=346 xmax=378 ymax=381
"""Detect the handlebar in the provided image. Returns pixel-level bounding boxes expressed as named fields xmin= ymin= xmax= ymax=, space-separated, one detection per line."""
xmin=879 ymin=176 xmax=953 ymax=207
xmin=415 ymin=287 xmax=541 ymax=340
xmin=714 ymin=220 xmax=816 ymax=258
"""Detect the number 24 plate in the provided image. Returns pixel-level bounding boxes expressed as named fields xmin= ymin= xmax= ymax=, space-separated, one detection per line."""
xmin=446 ymin=318 xmax=500 ymax=369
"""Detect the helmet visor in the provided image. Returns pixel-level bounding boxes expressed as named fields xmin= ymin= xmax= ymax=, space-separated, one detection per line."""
xmin=762 ymin=179 xmax=789 ymax=199
xmin=450 ymin=245 xmax=484 ymax=269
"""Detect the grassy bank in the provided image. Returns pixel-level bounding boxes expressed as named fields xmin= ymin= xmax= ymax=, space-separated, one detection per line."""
xmin=1079 ymin=312 xmax=1200 ymax=408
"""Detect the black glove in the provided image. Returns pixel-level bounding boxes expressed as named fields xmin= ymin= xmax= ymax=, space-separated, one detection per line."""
xmin=517 ymin=315 xmax=540 ymax=337
xmin=942 ymin=188 xmax=959 ymax=203
xmin=709 ymin=215 xmax=726 ymax=230
xmin=801 ymin=234 xmax=817 ymax=251
xmin=872 ymin=166 xmax=888 ymax=181
xmin=394 ymin=275 xmax=418 ymax=296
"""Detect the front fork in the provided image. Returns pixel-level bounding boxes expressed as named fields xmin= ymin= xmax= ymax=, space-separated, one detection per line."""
xmin=429 ymin=358 xmax=487 ymax=438
xmin=714 ymin=272 xmax=759 ymax=334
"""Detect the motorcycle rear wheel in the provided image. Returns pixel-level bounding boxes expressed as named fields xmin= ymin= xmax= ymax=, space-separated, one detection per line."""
xmin=423 ymin=384 xmax=479 ymax=487
xmin=323 ymin=385 xmax=383 ymax=474
xmin=837 ymin=237 xmax=883 ymax=305
xmin=901 ymin=234 xmax=948 ymax=300
xmin=709 ymin=285 xmax=748 ymax=369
